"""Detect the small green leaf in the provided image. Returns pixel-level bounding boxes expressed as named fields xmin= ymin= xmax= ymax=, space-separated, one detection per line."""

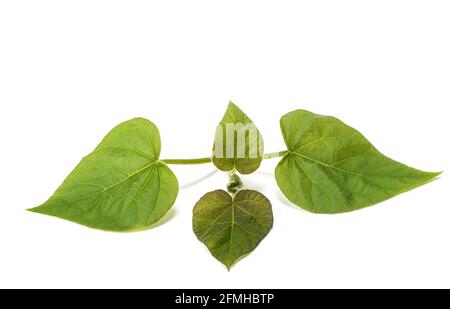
xmin=193 ymin=189 xmax=273 ymax=269
xmin=275 ymin=109 xmax=441 ymax=214
xmin=212 ymin=102 xmax=264 ymax=174
xmin=29 ymin=118 xmax=179 ymax=231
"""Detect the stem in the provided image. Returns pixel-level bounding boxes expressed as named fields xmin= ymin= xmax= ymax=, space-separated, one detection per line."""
xmin=227 ymin=170 xmax=244 ymax=195
xmin=161 ymin=157 xmax=212 ymax=165
xmin=161 ymin=150 xmax=288 ymax=165
xmin=263 ymin=150 xmax=289 ymax=159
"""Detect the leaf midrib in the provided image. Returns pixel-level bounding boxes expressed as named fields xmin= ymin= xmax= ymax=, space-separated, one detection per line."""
xmin=290 ymin=150 xmax=367 ymax=178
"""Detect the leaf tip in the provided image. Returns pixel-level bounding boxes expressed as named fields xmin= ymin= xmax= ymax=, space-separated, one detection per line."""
xmin=226 ymin=101 xmax=241 ymax=112
xmin=424 ymin=170 xmax=443 ymax=181
xmin=26 ymin=205 xmax=50 ymax=215
xmin=433 ymin=171 xmax=444 ymax=177
xmin=26 ymin=206 xmax=40 ymax=213
xmin=224 ymin=260 xmax=234 ymax=271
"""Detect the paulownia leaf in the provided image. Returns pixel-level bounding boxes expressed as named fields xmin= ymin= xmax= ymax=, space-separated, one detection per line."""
xmin=29 ymin=118 xmax=179 ymax=231
xmin=212 ymin=102 xmax=264 ymax=174
xmin=193 ymin=189 xmax=273 ymax=269
xmin=275 ymin=109 xmax=440 ymax=214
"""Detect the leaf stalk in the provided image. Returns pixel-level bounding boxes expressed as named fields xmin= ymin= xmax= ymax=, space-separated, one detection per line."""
xmin=161 ymin=157 xmax=212 ymax=165
xmin=161 ymin=150 xmax=288 ymax=165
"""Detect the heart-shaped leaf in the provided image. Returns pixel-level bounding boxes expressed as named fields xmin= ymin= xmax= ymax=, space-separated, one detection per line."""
xmin=212 ymin=102 xmax=264 ymax=174
xmin=275 ymin=109 xmax=440 ymax=213
xmin=193 ymin=189 xmax=273 ymax=270
xmin=29 ymin=118 xmax=179 ymax=231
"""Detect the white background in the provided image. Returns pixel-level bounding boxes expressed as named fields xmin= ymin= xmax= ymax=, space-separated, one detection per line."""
xmin=0 ymin=1 xmax=449 ymax=289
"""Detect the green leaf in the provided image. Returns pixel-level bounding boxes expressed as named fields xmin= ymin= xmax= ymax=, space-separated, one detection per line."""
xmin=29 ymin=118 xmax=179 ymax=231
xmin=212 ymin=102 xmax=264 ymax=174
xmin=275 ymin=109 xmax=441 ymax=214
xmin=193 ymin=189 xmax=273 ymax=270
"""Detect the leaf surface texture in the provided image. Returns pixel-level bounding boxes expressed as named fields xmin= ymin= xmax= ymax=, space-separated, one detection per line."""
xmin=30 ymin=118 xmax=178 ymax=231
xmin=193 ymin=189 xmax=273 ymax=269
xmin=275 ymin=110 xmax=440 ymax=213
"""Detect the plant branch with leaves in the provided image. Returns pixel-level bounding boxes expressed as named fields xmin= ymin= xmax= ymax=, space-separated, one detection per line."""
xmin=30 ymin=102 xmax=441 ymax=269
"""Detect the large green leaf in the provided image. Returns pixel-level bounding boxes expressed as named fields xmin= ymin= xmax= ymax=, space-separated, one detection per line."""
xmin=193 ymin=189 xmax=273 ymax=269
xmin=275 ymin=109 xmax=440 ymax=214
xmin=29 ymin=118 xmax=179 ymax=231
xmin=212 ymin=102 xmax=264 ymax=174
